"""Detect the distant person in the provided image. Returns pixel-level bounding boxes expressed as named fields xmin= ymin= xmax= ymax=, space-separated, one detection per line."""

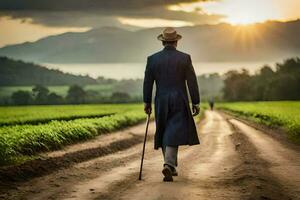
xmin=143 ymin=27 xmax=200 ymax=182
xmin=209 ymin=97 xmax=214 ymax=111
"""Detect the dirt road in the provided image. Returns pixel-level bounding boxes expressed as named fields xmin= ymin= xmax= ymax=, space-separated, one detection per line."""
xmin=1 ymin=111 xmax=299 ymax=200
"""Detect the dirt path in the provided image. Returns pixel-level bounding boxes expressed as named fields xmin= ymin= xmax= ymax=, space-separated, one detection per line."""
xmin=1 ymin=111 xmax=299 ymax=200
xmin=230 ymin=119 xmax=300 ymax=200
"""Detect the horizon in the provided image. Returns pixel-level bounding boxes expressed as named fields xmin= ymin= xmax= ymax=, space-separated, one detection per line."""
xmin=43 ymin=60 xmax=282 ymax=80
xmin=0 ymin=56 xmax=286 ymax=80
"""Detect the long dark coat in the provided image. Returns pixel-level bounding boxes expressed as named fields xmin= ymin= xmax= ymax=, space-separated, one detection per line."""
xmin=143 ymin=45 xmax=200 ymax=150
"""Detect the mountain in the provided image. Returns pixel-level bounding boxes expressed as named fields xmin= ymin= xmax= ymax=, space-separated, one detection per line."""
xmin=0 ymin=20 xmax=300 ymax=63
xmin=0 ymin=56 xmax=96 ymax=86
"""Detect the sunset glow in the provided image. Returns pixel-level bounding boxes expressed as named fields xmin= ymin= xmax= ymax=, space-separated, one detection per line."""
xmin=117 ymin=17 xmax=194 ymax=28
xmin=168 ymin=0 xmax=300 ymax=25
xmin=201 ymin=0 xmax=281 ymax=25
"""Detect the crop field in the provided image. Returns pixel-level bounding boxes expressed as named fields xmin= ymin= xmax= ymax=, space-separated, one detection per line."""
xmin=0 ymin=104 xmax=135 ymax=126
xmin=218 ymin=101 xmax=300 ymax=143
xmin=0 ymin=104 xmax=145 ymax=165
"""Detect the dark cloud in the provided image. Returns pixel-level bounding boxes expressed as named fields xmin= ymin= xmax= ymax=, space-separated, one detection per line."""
xmin=0 ymin=0 xmax=212 ymax=11
xmin=0 ymin=0 xmax=223 ymax=28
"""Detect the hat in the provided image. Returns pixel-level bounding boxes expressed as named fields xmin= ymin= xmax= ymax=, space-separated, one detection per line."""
xmin=157 ymin=27 xmax=182 ymax=41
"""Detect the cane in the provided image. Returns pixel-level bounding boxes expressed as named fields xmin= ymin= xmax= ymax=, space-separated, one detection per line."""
xmin=138 ymin=113 xmax=151 ymax=180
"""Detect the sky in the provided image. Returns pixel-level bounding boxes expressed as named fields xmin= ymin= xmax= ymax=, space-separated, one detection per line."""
xmin=0 ymin=0 xmax=300 ymax=47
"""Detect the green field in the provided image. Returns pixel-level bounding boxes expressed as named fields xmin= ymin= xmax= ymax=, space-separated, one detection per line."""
xmin=0 ymin=104 xmax=146 ymax=165
xmin=218 ymin=101 xmax=300 ymax=143
xmin=0 ymin=104 xmax=134 ymax=126
xmin=0 ymin=103 xmax=206 ymax=165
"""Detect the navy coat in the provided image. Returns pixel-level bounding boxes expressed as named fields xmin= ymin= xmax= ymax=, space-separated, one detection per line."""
xmin=143 ymin=45 xmax=200 ymax=150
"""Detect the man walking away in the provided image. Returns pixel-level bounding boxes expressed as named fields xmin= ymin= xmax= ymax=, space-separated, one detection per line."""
xmin=209 ymin=97 xmax=214 ymax=111
xmin=143 ymin=27 xmax=201 ymax=182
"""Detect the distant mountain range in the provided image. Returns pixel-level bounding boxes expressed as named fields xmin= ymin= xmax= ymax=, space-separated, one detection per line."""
xmin=0 ymin=20 xmax=300 ymax=63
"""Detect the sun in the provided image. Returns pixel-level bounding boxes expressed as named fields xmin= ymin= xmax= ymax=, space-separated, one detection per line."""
xmin=226 ymin=14 xmax=267 ymax=25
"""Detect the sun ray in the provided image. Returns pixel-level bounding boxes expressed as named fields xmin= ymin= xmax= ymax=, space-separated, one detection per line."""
xmin=167 ymin=0 xmax=300 ymax=25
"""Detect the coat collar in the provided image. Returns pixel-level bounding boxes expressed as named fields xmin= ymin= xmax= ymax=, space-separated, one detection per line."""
xmin=163 ymin=45 xmax=176 ymax=51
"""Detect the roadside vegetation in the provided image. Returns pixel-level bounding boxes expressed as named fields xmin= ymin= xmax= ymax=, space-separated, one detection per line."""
xmin=0 ymin=104 xmax=134 ymax=126
xmin=0 ymin=104 xmax=145 ymax=165
xmin=218 ymin=101 xmax=300 ymax=144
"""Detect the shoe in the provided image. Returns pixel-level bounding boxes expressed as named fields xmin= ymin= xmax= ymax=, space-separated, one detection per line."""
xmin=162 ymin=165 xmax=173 ymax=182
xmin=171 ymin=168 xmax=178 ymax=176
xmin=168 ymin=165 xmax=178 ymax=176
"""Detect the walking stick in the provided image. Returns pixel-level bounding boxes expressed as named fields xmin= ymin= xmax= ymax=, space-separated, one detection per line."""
xmin=138 ymin=113 xmax=151 ymax=180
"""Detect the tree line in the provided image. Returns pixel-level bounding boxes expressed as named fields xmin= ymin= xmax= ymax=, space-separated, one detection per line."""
xmin=10 ymin=85 xmax=138 ymax=105
xmin=223 ymin=58 xmax=300 ymax=101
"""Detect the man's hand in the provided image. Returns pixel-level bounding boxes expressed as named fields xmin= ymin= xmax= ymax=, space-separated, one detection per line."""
xmin=192 ymin=104 xmax=200 ymax=116
xmin=144 ymin=103 xmax=152 ymax=115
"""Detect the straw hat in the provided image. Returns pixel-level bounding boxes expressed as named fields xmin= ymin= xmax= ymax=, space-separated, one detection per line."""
xmin=157 ymin=27 xmax=182 ymax=41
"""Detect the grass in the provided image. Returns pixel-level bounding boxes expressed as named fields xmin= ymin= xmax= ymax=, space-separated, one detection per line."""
xmin=0 ymin=103 xmax=207 ymax=165
xmin=218 ymin=101 xmax=300 ymax=144
xmin=0 ymin=105 xmax=146 ymax=165
xmin=0 ymin=104 xmax=140 ymax=126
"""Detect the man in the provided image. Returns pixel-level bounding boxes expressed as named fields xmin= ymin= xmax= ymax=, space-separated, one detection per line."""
xmin=143 ymin=27 xmax=201 ymax=182
xmin=209 ymin=97 xmax=215 ymax=111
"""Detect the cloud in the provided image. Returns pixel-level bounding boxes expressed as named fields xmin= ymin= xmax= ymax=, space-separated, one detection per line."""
xmin=0 ymin=0 xmax=223 ymax=28
xmin=0 ymin=0 xmax=211 ymax=11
